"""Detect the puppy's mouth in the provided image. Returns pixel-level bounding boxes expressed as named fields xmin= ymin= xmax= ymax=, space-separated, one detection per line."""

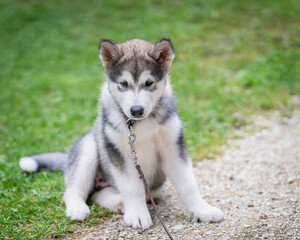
xmin=128 ymin=116 xmax=148 ymax=121
xmin=126 ymin=111 xmax=150 ymax=121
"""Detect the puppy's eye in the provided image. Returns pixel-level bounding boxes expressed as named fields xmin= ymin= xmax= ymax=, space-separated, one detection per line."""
xmin=145 ymin=80 xmax=154 ymax=87
xmin=119 ymin=81 xmax=128 ymax=87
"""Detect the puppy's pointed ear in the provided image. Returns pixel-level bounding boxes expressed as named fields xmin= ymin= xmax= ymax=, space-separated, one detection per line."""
xmin=99 ymin=39 xmax=123 ymax=68
xmin=148 ymin=38 xmax=174 ymax=67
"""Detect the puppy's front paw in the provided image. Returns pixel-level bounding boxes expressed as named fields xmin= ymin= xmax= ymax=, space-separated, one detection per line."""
xmin=124 ymin=207 xmax=153 ymax=230
xmin=194 ymin=204 xmax=224 ymax=223
xmin=66 ymin=200 xmax=90 ymax=221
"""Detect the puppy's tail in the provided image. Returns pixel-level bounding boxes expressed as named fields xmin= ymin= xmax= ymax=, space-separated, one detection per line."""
xmin=19 ymin=152 xmax=68 ymax=172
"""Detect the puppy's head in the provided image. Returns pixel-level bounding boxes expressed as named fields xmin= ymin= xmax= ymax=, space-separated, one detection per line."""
xmin=99 ymin=38 xmax=174 ymax=120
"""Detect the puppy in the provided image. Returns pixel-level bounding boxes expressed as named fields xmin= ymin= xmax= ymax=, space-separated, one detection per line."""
xmin=19 ymin=38 xmax=224 ymax=229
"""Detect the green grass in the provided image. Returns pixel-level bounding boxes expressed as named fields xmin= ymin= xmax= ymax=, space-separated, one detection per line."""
xmin=0 ymin=0 xmax=299 ymax=238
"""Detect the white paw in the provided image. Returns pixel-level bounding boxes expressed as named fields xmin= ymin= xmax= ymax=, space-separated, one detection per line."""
xmin=66 ymin=200 xmax=90 ymax=221
xmin=194 ymin=204 xmax=224 ymax=223
xmin=92 ymin=189 xmax=123 ymax=213
xmin=124 ymin=207 xmax=153 ymax=230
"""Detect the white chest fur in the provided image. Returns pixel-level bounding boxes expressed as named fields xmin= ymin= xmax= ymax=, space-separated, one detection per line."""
xmin=105 ymin=115 xmax=181 ymax=184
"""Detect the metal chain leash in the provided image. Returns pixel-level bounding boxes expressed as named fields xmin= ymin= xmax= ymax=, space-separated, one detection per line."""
xmin=127 ymin=119 xmax=175 ymax=240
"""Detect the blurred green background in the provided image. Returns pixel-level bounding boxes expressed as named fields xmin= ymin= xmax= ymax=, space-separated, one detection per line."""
xmin=0 ymin=0 xmax=299 ymax=238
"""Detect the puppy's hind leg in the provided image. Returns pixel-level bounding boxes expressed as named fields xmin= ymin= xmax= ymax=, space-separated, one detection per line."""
xmin=92 ymin=187 xmax=123 ymax=213
xmin=63 ymin=132 xmax=98 ymax=221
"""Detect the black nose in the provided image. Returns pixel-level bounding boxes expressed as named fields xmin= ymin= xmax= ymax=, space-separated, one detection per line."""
xmin=130 ymin=105 xmax=144 ymax=117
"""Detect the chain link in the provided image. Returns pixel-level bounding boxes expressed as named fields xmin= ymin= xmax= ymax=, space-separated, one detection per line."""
xmin=127 ymin=119 xmax=139 ymax=167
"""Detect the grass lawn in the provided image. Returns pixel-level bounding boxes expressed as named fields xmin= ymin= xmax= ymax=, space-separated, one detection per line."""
xmin=0 ymin=0 xmax=299 ymax=239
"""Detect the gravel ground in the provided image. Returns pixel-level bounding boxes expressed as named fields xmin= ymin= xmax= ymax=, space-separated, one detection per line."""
xmin=66 ymin=109 xmax=300 ymax=240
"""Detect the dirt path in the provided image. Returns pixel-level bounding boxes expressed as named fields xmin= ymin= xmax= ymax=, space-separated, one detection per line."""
xmin=66 ymin=109 xmax=300 ymax=240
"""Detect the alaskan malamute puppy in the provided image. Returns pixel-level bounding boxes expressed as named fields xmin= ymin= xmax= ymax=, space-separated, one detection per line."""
xmin=19 ymin=38 xmax=224 ymax=229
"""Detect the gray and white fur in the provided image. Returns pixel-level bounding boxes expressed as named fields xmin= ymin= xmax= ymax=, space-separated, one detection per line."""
xmin=19 ymin=38 xmax=224 ymax=229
